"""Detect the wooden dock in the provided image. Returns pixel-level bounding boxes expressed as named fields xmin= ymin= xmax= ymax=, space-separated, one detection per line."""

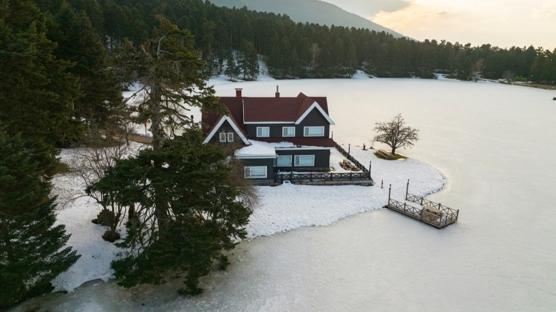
xmin=385 ymin=181 xmax=459 ymax=229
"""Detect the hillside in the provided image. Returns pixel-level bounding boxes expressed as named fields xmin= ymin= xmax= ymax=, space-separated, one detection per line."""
xmin=209 ymin=0 xmax=402 ymax=37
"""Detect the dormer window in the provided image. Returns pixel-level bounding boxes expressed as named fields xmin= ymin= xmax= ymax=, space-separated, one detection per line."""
xmin=219 ymin=132 xmax=234 ymax=143
xmin=219 ymin=132 xmax=227 ymax=143
xmin=256 ymin=127 xmax=270 ymax=138
xmin=282 ymin=126 xmax=296 ymax=137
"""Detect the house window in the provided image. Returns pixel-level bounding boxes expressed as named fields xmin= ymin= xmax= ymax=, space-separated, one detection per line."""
xmin=244 ymin=166 xmax=267 ymax=179
xmin=294 ymin=155 xmax=315 ymax=167
xmin=282 ymin=126 xmax=296 ymax=137
xmin=303 ymin=126 xmax=325 ymax=137
xmin=277 ymin=155 xmax=293 ymax=167
xmin=219 ymin=132 xmax=234 ymax=143
xmin=256 ymin=127 xmax=270 ymax=138
xmin=219 ymin=132 xmax=227 ymax=143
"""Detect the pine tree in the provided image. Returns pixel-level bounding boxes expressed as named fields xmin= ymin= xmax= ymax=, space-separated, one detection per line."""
xmin=238 ymin=40 xmax=259 ymax=80
xmin=118 ymin=16 xmax=217 ymax=150
xmin=0 ymin=130 xmax=80 ymax=308
xmin=224 ymin=51 xmax=241 ymax=80
xmin=90 ymin=16 xmax=246 ymax=295
xmin=0 ymin=0 xmax=82 ymax=147
xmin=26 ymin=0 xmax=555 ymax=84
xmin=49 ymin=3 xmax=125 ymax=137
xmin=92 ymin=130 xmax=253 ymax=295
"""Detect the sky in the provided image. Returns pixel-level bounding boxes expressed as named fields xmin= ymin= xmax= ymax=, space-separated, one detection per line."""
xmin=323 ymin=0 xmax=556 ymax=50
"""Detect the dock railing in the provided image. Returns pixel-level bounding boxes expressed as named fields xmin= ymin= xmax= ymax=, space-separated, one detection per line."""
xmin=385 ymin=181 xmax=459 ymax=229
xmin=405 ymin=194 xmax=459 ymax=228
xmin=275 ymin=171 xmax=372 ymax=185
xmin=333 ymin=141 xmax=372 ymax=178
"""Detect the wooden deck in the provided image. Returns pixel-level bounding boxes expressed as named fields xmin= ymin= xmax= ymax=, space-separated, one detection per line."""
xmin=386 ymin=198 xmax=458 ymax=229
xmin=385 ymin=182 xmax=459 ymax=229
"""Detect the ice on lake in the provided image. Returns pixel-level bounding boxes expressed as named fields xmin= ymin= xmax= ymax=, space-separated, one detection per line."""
xmin=15 ymin=78 xmax=556 ymax=312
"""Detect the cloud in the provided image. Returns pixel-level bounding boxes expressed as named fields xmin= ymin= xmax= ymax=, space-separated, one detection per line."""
xmin=373 ymin=3 xmax=462 ymax=36
xmin=530 ymin=2 xmax=556 ymax=19
xmin=371 ymin=1 xmax=556 ymax=49
xmin=323 ymin=0 xmax=411 ymax=17
xmin=323 ymin=0 xmax=555 ymax=49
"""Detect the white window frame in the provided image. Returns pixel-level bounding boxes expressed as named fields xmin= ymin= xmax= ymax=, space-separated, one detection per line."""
xmin=282 ymin=126 xmax=296 ymax=138
xmin=219 ymin=132 xmax=227 ymax=143
xmin=203 ymin=116 xmax=250 ymax=145
xmin=277 ymin=155 xmax=293 ymax=167
xmin=256 ymin=127 xmax=270 ymax=138
xmin=303 ymin=126 xmax=325 ymax=137
xmin=227 ymin=132 xmax=234 ymax=143
xmin=244 ymin=166 xmax=268 ymax=179
xmin=294 ymin=155 xmax=315 ymax=167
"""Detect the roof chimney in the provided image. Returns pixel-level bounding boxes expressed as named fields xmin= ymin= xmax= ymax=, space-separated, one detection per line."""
xmin=235 ymin=88 xmax=243 ymax=98
xmin=275 ymin=85 xmax=280 ymax=98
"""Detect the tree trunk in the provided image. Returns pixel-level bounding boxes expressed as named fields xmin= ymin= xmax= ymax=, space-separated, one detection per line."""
xmin=128 ymin=203 xmax=135 ymax=220
xmin=391 ymin=146 xmax=396 ymax=155
xmin=150 ymin=83 xmax=164 ymax=151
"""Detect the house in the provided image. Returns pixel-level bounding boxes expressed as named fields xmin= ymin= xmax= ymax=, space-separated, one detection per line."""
xmin=202 ymin=87 xmax=338 ymax=183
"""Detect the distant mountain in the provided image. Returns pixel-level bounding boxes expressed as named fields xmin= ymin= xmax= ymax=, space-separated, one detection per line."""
xmin=209 ymin=0 xmax=402 ymax=37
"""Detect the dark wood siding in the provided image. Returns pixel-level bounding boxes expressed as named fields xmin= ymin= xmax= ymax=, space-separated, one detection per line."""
xmin=297 ymin=109 xmax=330 ymax=138
xmin=240 ymin=158 xmax=276 ymax=180
xmin=245 ymin=109 xmax=330 ymax=139
xmin=208 ymin=120 xmax=245 ymax=146
xmin=276 ymin=149 xmax=330 ymax=171
xmin=245 ymin=123 xmax=293 ymax=138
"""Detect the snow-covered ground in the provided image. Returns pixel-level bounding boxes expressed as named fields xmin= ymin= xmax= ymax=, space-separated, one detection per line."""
xmin=51 ymin=144 xmax=144 ymax=291
xmin=247 ymin=148 xmax=444 ymax=238
xmin=50 ymin=143 xmax=444 ymax=291
xmin=351 ymin=70 xmax=371 ymax=80
xmin=329 ymin=147 xmax=360 ymax=173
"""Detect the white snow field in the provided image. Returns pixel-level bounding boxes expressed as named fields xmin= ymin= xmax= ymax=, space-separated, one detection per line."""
xmin=14 ymin=78 xmax=556 ymax=312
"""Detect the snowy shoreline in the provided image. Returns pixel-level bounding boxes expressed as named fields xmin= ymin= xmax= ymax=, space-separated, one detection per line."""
xmin=50 ymin=145 xmax=446 ymax=292
xmin=247 ymin=147 xmax=446 ymax=238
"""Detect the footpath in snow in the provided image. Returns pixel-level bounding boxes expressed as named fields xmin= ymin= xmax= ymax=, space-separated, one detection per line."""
xmin=50 ymin=145 xmax=445 ymax=291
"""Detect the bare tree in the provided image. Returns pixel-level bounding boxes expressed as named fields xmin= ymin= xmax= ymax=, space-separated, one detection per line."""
xmin=374 ymin=114 xmax=419 ymax=156
xmin=75 ymin=143 xmax=133 ymax=241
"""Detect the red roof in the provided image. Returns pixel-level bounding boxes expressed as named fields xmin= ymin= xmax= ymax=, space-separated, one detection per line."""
xmin=242 ymin=93 xmax=328 ymax=122
xmin=202 ymin=97 xmax=245 ymax=135
xmin=202 ymin=92 xmax=329 ymax=134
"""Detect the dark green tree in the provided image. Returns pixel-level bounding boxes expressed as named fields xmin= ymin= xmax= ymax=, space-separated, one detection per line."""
xmin=224 ymin=51 xmax=241 ymax=80
xmin=49 ymin=3 xmax=125 ymax=137
xmin=238 ymin=40 xmax=259 ymax=80
xmin=0 ymin=0 xmax=81 ymax=147
xmin=0 ymin=130 xmax=80 ymax=308
xmin=92 ymin=131 xmax=253 ymax=295
xmin=118 ymin=16 xmax=217 ymax=150
xmin=30 ymin=0 xmax=554 ymax=85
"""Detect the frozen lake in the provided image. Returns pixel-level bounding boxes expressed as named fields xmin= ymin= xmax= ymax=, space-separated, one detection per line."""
xmin=15 ymin=78 xmax=556 ymax=311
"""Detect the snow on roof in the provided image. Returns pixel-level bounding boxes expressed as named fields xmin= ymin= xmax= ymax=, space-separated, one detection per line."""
xmin=235 ymin=140 xmax=277 ymax=159
xmin=272 ymin=141 xmax=332 ymax=150
xmin=235 ymin=140 xmax=335 ymax=159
